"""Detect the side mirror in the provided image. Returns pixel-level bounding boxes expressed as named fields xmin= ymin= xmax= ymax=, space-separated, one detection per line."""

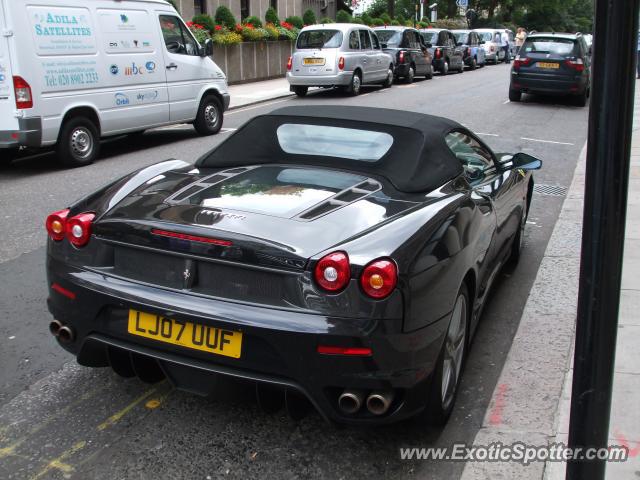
xmin=503 ymin=152 xmax=543 ymax=170
xmin=202 ymin=38 xmax=213 ymax=57
xmin=380 ymin=42 xmax=388 ymax=48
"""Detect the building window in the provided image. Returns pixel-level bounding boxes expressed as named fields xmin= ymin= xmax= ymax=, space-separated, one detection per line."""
xmin=241 ymin=0 xmax=250 ymax=20
xmin=194 ymin=0 xmax=206 ymax=15
xmin=270 ymin=0 xmax=278 ymax=11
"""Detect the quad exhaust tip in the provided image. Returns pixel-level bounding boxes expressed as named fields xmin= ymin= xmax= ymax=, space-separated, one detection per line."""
xmin=366 ymin=391 xmax=395 ymax=416
xmin=338 ymin=390 xmax=365 ymax=415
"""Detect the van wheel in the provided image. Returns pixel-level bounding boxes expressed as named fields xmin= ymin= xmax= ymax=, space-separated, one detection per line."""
xmin=441 ymin=60 xmax=449 ymax=75
xmin=425 ymin=64 xmax=434 ymax=79
xmin=293 ymin=86 xmax=308 ymax=97
xmin=573 ymin=89 xmax=588 ymax=107
xmin=194 ymin=95 xmax=223 ymax=135
xmin=346 ymin=71 xmax=362 ymax=96
xmin=56 ymin=117 xmax=100 ymax=168
xmin=470 ymin=57 xmax=477 ymax=70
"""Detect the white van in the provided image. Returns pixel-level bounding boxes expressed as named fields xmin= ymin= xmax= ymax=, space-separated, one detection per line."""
xmin=0 ymin=0 xmax=229 ymax=166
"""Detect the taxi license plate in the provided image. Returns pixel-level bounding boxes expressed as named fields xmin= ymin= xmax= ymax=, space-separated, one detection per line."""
xmin=304 ymin=57 xmax=325 ymax=65
xmin=127 ymin=310 xmax=242 ymax=358
xmin=537 ymin=62 xmax=560 ymax=69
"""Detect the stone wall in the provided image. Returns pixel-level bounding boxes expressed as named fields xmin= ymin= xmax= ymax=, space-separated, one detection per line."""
xmin=212 ymin=40 xmax=294 ymax=84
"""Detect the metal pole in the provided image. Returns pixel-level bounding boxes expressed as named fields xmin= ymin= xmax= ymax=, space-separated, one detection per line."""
xmin=566 ymin=1 xmax=640 ymax=479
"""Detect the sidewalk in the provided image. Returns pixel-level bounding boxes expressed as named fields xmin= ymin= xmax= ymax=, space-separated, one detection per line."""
xmin=544 ymin=87 xmax=640 ymax=480
xmin=227 ymin=77 xmax=292 ymax=109
xmin=461 ymin=90 xmax=640 ymax=479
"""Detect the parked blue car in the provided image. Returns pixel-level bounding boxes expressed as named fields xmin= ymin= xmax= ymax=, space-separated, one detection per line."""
xmin=453 ymin=30 xmax=487 ymax=70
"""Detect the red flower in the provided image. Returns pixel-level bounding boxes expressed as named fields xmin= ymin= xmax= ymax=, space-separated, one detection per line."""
xmin=245 ymin=23 xmax=255 ymax=29
xmin=235 ymin=23 xmax=243 ymax=31
xmin=186 ymin=21 xmax=194 ymax=27
xmin=214 ymin=25 xmax=222 ymax=31
xmin=281 ymin=21 xmax=293 ymax=30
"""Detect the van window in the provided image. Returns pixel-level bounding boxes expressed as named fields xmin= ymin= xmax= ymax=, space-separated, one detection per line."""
xmin=160 ymin=15 xmax=199 ymax=55
xmin=371 ymin=32 xmax=381 ymax=49
xmin=296 ymin=30 xmax=343 ymax=49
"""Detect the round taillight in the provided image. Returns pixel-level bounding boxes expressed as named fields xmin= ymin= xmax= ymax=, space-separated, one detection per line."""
xmin=360 ymin=258 xmax=398 ymax=299
xmin=314 ymin=251 xmax=351 ymax=292
xmin=45 ymin=209 xmax=70 ymax=241
xmin=65 ymin=212 xmax=95 ymax=248
xmin=338 ymin=56 xmax=345 ymax=70
xmin=287 ymin=56 xmax=292 ymax=71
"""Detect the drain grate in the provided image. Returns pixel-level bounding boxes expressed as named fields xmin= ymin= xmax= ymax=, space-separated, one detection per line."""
xmin=534 ymin=184 xmax=568 ymax=196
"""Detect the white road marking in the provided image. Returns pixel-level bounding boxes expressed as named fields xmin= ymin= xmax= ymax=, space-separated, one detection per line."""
xmin=503 ymin=99 xmax=511 ymax=104
xmin=475 ymin=132 xmax=500 ymax=137
xmin=220 ymin=128 xmax=237 ymax=134
xmin=521 ymin=137 xmax=575 ymax=146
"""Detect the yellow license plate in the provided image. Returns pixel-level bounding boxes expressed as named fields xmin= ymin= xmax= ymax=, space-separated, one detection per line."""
xmin=537 ymin=62 xmax=560 ymax=69
xmin=127 ymin=310 xmax=242 ymax=358
xmin=303 ymin=57 xmax=325 ymax=65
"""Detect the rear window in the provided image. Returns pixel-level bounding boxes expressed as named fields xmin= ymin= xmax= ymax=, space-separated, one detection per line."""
xmin=296 ymin=30 xmax=343 ymax=49
xmin=421 ymin=31 xmax=438 ymax=44
xmin=522 ymin=38 xmax=576 ymax=55
xmin=375 ymin=30 xmax=402 ymax=46
xmin=454 ymin=32 xmax=469 ymax=44
xmin=277 ymin=124 xmax=394 ymax=162
xmin=477 ymin=32 xmax=494 ymax=42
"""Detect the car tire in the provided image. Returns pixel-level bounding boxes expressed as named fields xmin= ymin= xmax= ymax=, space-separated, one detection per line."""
xmin=509 ymin=206 xmax=528 ymax=265
xmin=293 ymin=86 xmax=308 ymax=97
xmin=420 ymin=283 xmax=470 ymax=426
xmin=194 ymin=95 xmax=223 ymax=135
xmin=346 ymin=71 xmax=362 ymax=96
xmin=56 ymin=116 xmax=100 ymax=168
xmin=405 ymin=66 xmax=415 ymax=83
xmin=573 ymin=89 xmax=588 ymax=107
xmin=509 ymin=88 xmax=522 ymax=102
xmin=458 ymin=62 xmax=464 ymax=73
xmin=382 ymin=66 xmax=394 ymax=88
xmin=425 ymin=64 xmax=434 ymax=79
xmin=470 ymin=56 xmax=477 ymax=70
xmin=441 ymin=60 xmax=449 ymax=75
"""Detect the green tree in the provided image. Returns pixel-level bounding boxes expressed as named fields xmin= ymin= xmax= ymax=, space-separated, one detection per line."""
xmin=303 ymin=9 xmax=316 ymax=25
xmin=244 ymin=15 xmax=263 ymax=27
xmin=214 ymin=5 xmax=236 ymax=30
xmin=284 ymin=15 xmax=304 ymax=28
xmin=192 ymin=14 xmax=215 ymax=32
xmin=336 ymin=9 xmax=352 ymax=22
xmin=265 ymin=6 xmax=280 ymax=25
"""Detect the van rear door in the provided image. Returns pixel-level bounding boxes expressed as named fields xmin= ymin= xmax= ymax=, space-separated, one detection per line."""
xmin=0 ymin=0 xmax=19 ymax=139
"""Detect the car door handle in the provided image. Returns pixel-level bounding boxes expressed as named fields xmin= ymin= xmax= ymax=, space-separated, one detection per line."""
xmin=166 ymin=63 xmax=178 ymax=70
xmin=363 ymin=59 xmax=368 ymax=64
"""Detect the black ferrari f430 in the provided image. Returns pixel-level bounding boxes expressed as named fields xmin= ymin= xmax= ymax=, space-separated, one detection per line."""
xmin=45 ymin=106 xmax=541 ymax=426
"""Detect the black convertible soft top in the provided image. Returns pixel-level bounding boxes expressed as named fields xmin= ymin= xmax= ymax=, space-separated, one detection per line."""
xmin=197 ymin=105 xmax=464 ymax=193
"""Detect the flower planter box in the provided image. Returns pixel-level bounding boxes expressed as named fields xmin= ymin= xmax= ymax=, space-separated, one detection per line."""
xmin=212 ymin=40 xmax=294 ymax=85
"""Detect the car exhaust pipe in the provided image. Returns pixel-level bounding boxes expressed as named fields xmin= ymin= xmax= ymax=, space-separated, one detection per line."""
xmin=57 ymin=326 xmax=75 ymax=344
xmin=366 ymin=391 xmax=395 ymax=416
xmin=338 ymin=389 xmax=365 ymax=415
xmin=49 ymin=320 xmax=63 ymax=337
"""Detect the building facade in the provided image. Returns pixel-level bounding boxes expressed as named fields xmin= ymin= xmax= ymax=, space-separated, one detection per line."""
xmin=173 ymin=0 xmax=338 ymax=23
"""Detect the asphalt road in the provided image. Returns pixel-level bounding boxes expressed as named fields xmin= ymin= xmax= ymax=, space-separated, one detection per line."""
xmin=0 ymin=63 xmax=588 ymax=480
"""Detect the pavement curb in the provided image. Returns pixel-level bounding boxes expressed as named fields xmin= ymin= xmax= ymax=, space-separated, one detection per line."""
xmin=228 ymin=91 xmax=294 ymax=111
xmin=459 ymin=141 xmax=587 ymax=480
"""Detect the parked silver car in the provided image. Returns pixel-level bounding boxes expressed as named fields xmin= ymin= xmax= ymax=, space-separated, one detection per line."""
xmin=287 ymin=24 xmax=394 ymax=97
xmin=473 ymin=29 xmax=504 ymax=63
